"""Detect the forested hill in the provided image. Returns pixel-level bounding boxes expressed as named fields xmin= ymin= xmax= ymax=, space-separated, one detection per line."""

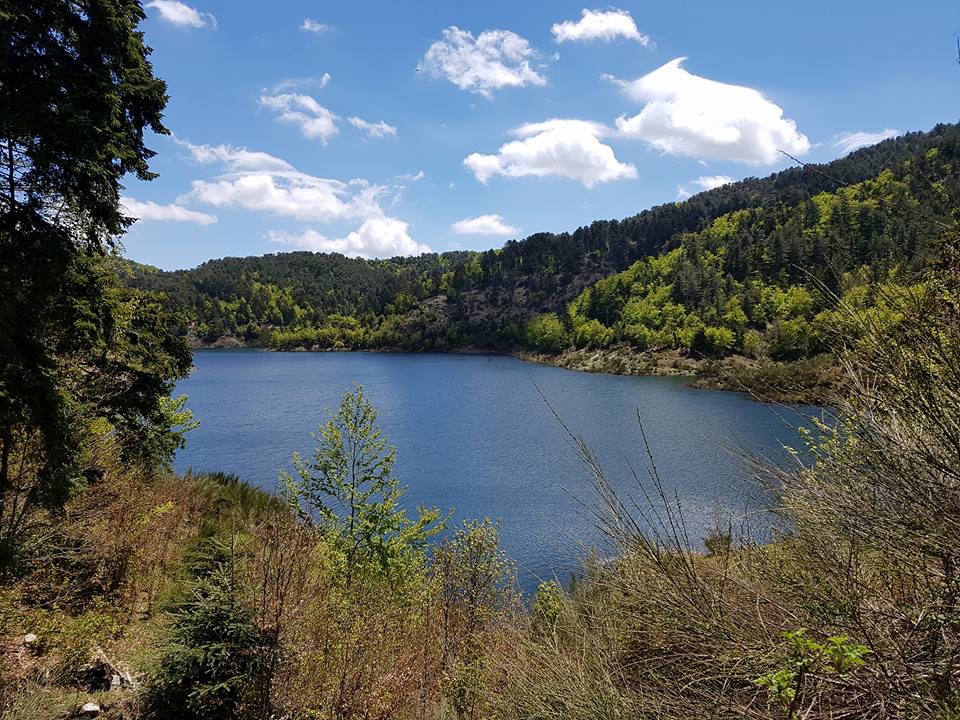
xmin=126 ymin=122 xmax=960 ymax=355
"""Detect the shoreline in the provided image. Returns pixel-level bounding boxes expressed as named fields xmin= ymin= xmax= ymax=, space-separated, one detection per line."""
xmin=187 ymin=337 xmax=837 ymax=404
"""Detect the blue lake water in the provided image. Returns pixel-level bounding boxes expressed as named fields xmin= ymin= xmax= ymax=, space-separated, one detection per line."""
xmin=175 ymin=350 xmax=815 ymax=591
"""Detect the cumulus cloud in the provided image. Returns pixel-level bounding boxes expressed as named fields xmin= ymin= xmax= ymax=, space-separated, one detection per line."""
xmin=348 ymin=116 xmax=398 ymax=138
xmin=259 ymin=94 xmax=339 ymax=143
xmin=121 ymin=197 xmax=217 ymax=225
xmin=268 ymin=218 xmax=431 ymax=258
xmin=423 ymin=27 xmax=546 ymax=98
xmin=611 ymin=58 xmax=809 ymax=165
xmin=451 ymin=214 xmax=519 ymax=236
xmin=464 ymin=119 xmax=636 ymax=187
xmin=833 ymin=129 xmax=901 ymax=155
xmin=179 ymin=141 xmax=382 ymax=222
xmin=676 ymin=175 xmax=733 ymax=199
xmin=551 ymin=8 xmax=649 ymax=45
xmin=301 ymin=18 xmax=332 ymax=33
xmin=186 ymin=173 xmax=379 ymax=223
xmin=177 ymin=140 xmax=426 ymax=257
xmin=146 ymin=0 xmax=215 ymax=28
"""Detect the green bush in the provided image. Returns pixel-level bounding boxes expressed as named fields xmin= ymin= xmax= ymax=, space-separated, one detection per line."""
xmin=526 ymin=313 xmax=570 ymax=353
xmin=143 ymin=553 xmax=266 ymax=720
xmin=769 ymin=318 xmax=818 ymax=361
xmin=573 ymin=319 xmax=614 ymax=349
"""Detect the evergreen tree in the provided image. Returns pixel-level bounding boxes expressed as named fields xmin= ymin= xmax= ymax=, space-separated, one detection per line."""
xmin=0 ymin=0 xmax=191 ymax=559
xmin=144 ymin=544 xmax=264 ymax=720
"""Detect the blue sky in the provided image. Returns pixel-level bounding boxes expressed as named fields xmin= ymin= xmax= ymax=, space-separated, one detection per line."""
xmin=121 ymin=0 xmax=960 ymax=270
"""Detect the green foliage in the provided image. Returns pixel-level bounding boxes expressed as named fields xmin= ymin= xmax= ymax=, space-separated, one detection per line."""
xmin=144 ymin=548 xmax=265 ymax=720
xmin=755 ymin=629 xmax=871 ymax=717
xmin=435 ymin=519 xmax=516 ymax=622
xmin=125 ymin=395 xmax=199 ymax=472
xmin=572 ymin=319 xmax=614 ymax=349
xmin=183 ymin=470 xmax=284 ymax=532
xmin=526 ymin=313 xmax=570 ymax=353
xmin=531 ymin=580 xmax=564 ymax=635
xmin=767 ymin=318 xmax=818 ymax=361
xmin=742 ymin=328 xmax=763 ymax=358
xmin=281 ymin=386 xmax=444 ymax=583
xmin=0 ymin=0 xmax=191 ymax=560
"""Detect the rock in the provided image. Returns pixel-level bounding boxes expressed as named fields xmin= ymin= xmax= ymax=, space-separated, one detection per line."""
xmin=209 ymin=334 xmax=242 ymax=349
xmin=110 ymin=670 xmax=136 ymax=690
xmin=81 ymin=646 xmax=137 ymax=692
xmin=22 ymin=633 xmax=40 ymax=655
xmin=78 ymin=702 xmax=101 ymax=717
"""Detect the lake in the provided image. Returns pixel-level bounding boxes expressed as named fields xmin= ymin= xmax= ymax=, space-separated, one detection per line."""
xmin=174 ymin=350 xmax=815 ymax=591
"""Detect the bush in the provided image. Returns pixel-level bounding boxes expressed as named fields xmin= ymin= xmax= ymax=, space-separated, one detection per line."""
xmin=768 ymin=317 xmax=818 ymax=360
xmin=572 ymin=319 xmax=614 ymax=349
xmin=526 ymin=313 xmax=570 ymax=353
xmin=143 ymin=543 xmax=267 ymax=720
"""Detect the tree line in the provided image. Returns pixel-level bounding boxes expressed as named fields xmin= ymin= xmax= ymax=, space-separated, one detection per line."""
xmin=126 ymin=123 xmax=960 ymax=364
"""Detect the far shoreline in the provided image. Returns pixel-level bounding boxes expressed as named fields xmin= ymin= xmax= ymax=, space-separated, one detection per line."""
xmin=185 ymin=339 xmax=836 ymax=405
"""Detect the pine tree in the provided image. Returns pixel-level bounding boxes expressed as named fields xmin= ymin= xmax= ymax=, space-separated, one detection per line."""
xmin=145 ymin=544 xmax=264 ymax=720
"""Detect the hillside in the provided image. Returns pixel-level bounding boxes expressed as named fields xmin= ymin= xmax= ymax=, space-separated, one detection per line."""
xmin=126 ymin=122 xmax=960 ymax=361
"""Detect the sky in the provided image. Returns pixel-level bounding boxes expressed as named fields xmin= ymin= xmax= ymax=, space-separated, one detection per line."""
xmin=121 ymin=0 xmax=960 ymax=270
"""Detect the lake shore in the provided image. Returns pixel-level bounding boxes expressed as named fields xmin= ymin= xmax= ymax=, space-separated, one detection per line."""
xmin=188 ymin=336 xmax=837 ymax=404
xmin=518 ymin=346 xmax=838 ymax=405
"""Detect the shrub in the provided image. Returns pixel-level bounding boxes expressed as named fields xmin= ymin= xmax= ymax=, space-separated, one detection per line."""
xmin=572 ymin=319 xmax=614 ymax=349
xmin=143 ymin=547 xmax=266 ymax=720
xmin=526 ymin=313 xmax=570 ymax=353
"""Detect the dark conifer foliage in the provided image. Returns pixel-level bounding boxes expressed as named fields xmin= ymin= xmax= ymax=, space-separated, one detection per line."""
xmin=0 ymin=0 xmax=192 ymax=558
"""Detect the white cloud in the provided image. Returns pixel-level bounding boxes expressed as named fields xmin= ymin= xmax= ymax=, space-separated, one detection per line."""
xmin=272 ymin=74 xmax=331 ymax=93
xmin=186 ymin=173 xmax=380 ymax=223
xmin=301 ymin=18 xmax=332 ymax=33
xmin=551 ymin=9 xmax=649 ymax=45
xmin=177 ymin=140 xmax=295 ymax=173
xmin=179 ymin=141 xmax=382 ymax=222
xmin=451 ymin=214 xmax=519 ymax=236
xmin=677 ymin=175 xmax=733 ymax=199
xmin=177 ymin=139 xmax=427 ymax=257
xmin=394 ymin=170 xmax=425 ymax=182
xmin=464 ymin=119 xmax=636 ymax=187
xmin=268 ymin=218 xmax=431 ymax=258
xmin=833 ymin=129 xmax=901 ymax=155
xmin=423 ymin=27 xmax=546 ymax=98
xmin=348 ymin=116 xmax=398 ymax=138
xmin=611 ymin=58 xmax=810 ymax=165
xmin=146 ymin=0 xmax=215 ymax=28
xmin=259 ymin=94 xmax=339 ymax=143
xmin=121 ymin=196 xmax=217 ymax=225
